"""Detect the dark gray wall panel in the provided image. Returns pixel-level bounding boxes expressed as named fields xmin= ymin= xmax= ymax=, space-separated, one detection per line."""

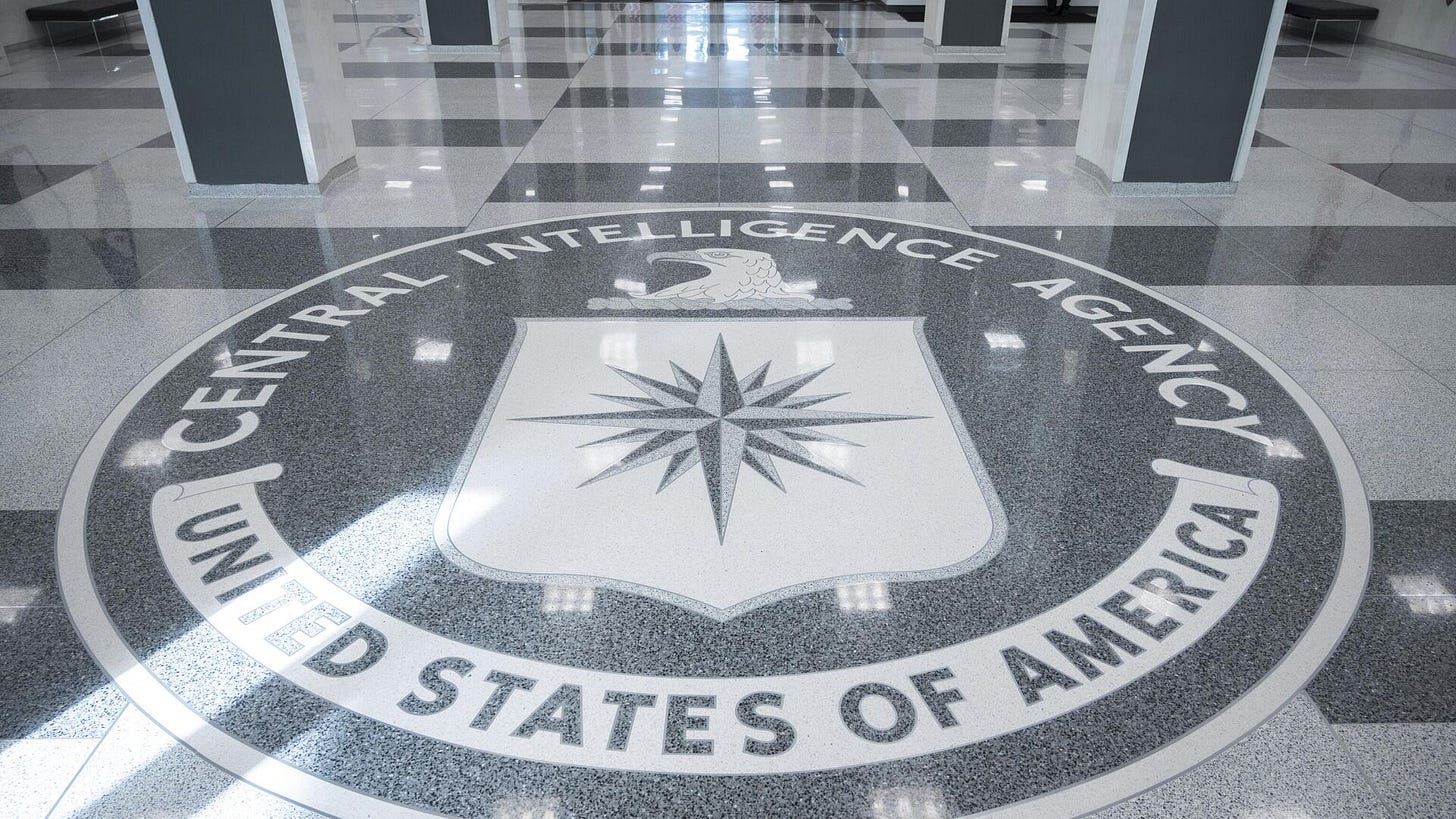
xmin=424 ymin=0 xmax=493 ymax=46
xmin=150 ymin=0 xmax=307 ymax=185
xmin=942 ymin=0 xmax=1010 ymax=48
xmin=1122 ymin=0 xmax=1276 ymax=183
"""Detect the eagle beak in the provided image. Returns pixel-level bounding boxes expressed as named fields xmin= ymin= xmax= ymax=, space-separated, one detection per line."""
xmin=647 ymin=250 xmax=717 ymax=268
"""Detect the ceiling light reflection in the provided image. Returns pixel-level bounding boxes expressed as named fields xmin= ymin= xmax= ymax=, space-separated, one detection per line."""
xmin=837 ymin=581 xmax=890 ymax=612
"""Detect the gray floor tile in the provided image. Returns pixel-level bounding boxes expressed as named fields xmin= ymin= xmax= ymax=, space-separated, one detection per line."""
xmin=1287 ymin=369 xmax=1456 ymax=500
xmin=1430 ymin=369 xmax=1456 ymax=392
xmin=555 ymin=85 xmax=722 ymax=107
xmin=1333 ymin=162 xmax=1456 ymax=203
xmin=538 ymin=106 xmax=718 ymax=134
xmin=1255 ymin=110 xmax=1456 ymax=163
xmin=468 ymin=200 xmax=724 ymax=229
xmin=1182 ymin=149 xmax=1450 ymax=227
xmin=731 ymin=200 xmax=971 ymax=227
xmin=0 ymin=226 xmax=195 ymax=290
xmin=1380 ymin=109 xmax=1456 ymax=141
xmin=486 ymin=161 xmax=722 ymax=202
xmin=341 ymin=75 xmax=427 ymax=118
xmin=717 ymin=86 xmax=880 ymax=107
xmin=0 ymin=150 xmax=253 ymax=230
xmin=220 ymin=147 xmax=518 ymax=228
xmin=372 ymin=77 xmax=571 ymax=119
xmin=48 ymin=706 xmax=323 ymax=819
xmin=719 ymin=58 xmax=868 ymax=88
xmin=4 ymin=288 xmax=276 ymax=381
xmin=0 ymin=87 xmax=162 ymax=109
xmin=0 ymin=109 xmax=168 ymax=165
xmin=1155 ymin=285 xmax=1414 ymax=372
xmin=1270 ymin=58 xmax=1456 ymax=91
xmin=0 ymin=289 xmax=118 ymax=376
xmin=0 ymin=738 xmax=99 ymax=818
xmin=569 ymin=58 xmax=719 ymax=88
xmin=866 ymin=78 xmax=1057 ymax=120
xmin=718 ymin=127 xmax=924 ymax=162
xmin=515 ymin=128 xmax=717 ymax=163
xmin=1418 ymin=200 xmax=1456 ymax=224
xmin=134 ymin=226 xmax=455 ymax=289
xmin=0 ymin=372 xmax=149 ymax=509
xmin=1335 ymin=723 xmax=1456 ymax=819
xmin=919 ymin=146 xmax=1213 ymax=226
xmin=719 ymin=161 xmax=949 ymax=202
xmin=1311 ymin=285 xmax=1456 ymax=371
xmin=1091 ymin=694 xmax=1390 ymax=819
xmin=1006 ymin=77 xmax=1086 ymax=118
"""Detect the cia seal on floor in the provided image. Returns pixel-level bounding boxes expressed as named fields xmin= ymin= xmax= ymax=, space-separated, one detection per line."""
xmin=59 ymin=209 xmax=1369 ymax=818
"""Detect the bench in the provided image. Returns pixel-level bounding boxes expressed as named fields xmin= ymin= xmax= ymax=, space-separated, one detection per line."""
xmin=1284 ymin=0 xmax=1378 ymax=58
xmin=26 ymin=1 xmax=139 ymax=50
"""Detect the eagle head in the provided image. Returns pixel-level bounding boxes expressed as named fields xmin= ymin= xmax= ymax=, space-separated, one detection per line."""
xmin=639 ymin=247 xmax=811 ymax=303
xmin=646 ymin=248 xmax=775 ymax=276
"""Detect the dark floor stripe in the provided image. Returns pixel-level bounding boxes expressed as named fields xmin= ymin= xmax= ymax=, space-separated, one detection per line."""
xmin=342 ymin=61 xmax=579 ymax=79
xmin=333 ymin=13 xmax=414 ymax=22
xmin=826 ymin=27 xmax=924 ymax=38
xmin=485 ymin=162 xmax=948 ymax=202
xmin=553 ymin=86 xmax=879 ymax=108
xmin=1308 ymin=500 xmax=1456 ymax=723
xmin=77 ymin=43 xmax=149 ymax=58
xmin=1224 ymin=225 xmax=1456 ymax=285
xmin=1263 ymin=88 xmax=1456 ymax=110
xmin=1250 ymin=132 xmax=1290 ymax=148
xmin=1333 ymin=163 xmax=1456 ymax=203
xmin=828 ymin=26 xmax=1056 ymax=39
xmin=352 ymin=119 xmax=541 ymax=147
xmin=856 ymin=62 xmax=1088 ymax=79
xmin=521 ymin=26 xmax=613 ymax=36
xmin=594 ymin=42 xmax=844 ymax=56
xmin=896 ymin=118 xmax=1080 ymax=147
xmin=1272 ymin=44 xmax=1347 ymax=58
xmin=617 ymin=13 xmax=819 ymax=21
xmin=0 ymin=87 xmax=164 ymax=109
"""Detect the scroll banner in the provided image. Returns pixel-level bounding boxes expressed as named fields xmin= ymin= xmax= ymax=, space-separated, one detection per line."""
xmin=151 ymin=459 xmax=1278 ymax=774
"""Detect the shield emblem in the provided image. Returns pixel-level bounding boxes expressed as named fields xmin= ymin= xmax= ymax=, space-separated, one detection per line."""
xmin=437 ymin=316 xmax=1006 ymax=619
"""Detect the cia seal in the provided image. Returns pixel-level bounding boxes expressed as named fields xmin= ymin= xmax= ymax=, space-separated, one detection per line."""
xmin=59 ymin=209 xmax=1369 ymax=818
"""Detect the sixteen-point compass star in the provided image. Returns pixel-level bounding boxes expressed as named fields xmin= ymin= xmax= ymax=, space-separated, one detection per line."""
xmin=517 ymin=336 xmax=926 ymax=542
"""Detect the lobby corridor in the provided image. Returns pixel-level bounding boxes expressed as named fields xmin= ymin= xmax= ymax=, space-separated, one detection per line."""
xmin=0 ymin=0 xmax=1453 ymax=817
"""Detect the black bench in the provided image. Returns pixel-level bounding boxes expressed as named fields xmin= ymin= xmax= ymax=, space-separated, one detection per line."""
xmin=26 ymin=1 xmax=140 ymax=50
xmin=1284 ymin=0 xmax=1378 ymax=57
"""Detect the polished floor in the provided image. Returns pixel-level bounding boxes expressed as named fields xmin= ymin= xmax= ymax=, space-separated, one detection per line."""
xmin=1 ymin=1 xmax=1455 ymax=817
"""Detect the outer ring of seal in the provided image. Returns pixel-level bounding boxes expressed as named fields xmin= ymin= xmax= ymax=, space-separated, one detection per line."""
xmin=56 ymin=208 xmax=1371 ymax=818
